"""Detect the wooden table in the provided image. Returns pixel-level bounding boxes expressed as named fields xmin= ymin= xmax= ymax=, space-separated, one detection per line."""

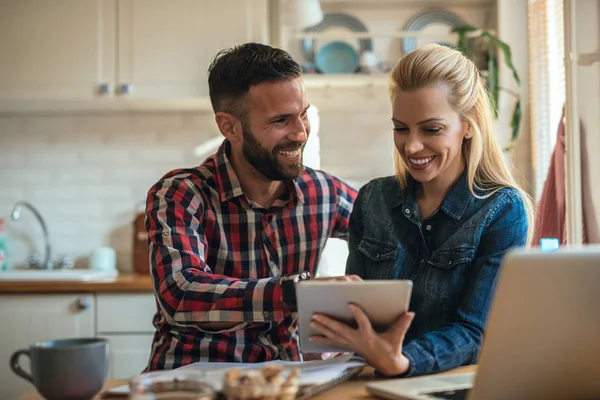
xmin=19 ymin=366 xmax=476 ymax=400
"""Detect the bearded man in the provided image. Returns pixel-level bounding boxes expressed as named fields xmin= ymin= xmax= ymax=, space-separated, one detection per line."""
xmin=144 ymin=43 xmax=359 ymax=370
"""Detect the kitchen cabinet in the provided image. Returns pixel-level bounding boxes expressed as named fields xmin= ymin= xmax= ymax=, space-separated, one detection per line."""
xmin=117 ymin=0 xmax=269 ymax=98
xmin=96 ymin=293 xmax=157 ymax=379
xmin=0 ymin=0 xmax=115 ymax=99
xmin=0 ymin=294 xmax=96 ymax=400
xmin=0 ymin=0 xmax=269 ymax=100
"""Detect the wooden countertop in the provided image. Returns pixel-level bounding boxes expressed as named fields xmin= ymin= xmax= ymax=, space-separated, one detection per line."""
xmin=19 ymin=366 xmax=477 ymax=400
xmin=0 ymin=273 xmax=153 ymax=293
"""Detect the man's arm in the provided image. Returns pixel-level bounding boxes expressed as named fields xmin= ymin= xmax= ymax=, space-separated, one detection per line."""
xmin=146 ymin=175 xmax=290 ymax=331
xmin=330 ymin=177 xmax=359 ymax=239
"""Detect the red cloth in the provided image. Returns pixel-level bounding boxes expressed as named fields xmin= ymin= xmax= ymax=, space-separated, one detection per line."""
xmin=532 ymin=109 xmax=592 ymax=245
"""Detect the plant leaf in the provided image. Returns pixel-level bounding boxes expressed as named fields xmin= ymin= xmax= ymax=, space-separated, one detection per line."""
xmin=510 ymin=98 xmax=522 ymax=142
xmin=452 ymin=25 xmax=477 ymax=54
xmin=482 ymin=31 xmax=520 ymax=85
xmin=487 ymin=47 xmax=499 ymax=119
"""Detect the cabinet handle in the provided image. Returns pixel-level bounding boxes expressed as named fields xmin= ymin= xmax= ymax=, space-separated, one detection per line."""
xmin=98 ymin=83 xmax=111 ymax=95
xmin=118 ymin=83 xmax=133 ymax=96
xmin=76 ymin=296 xmax=91 ymax=311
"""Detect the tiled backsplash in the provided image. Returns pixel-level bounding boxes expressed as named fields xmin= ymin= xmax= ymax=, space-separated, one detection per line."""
xmin=0 ymin=87 xmax=396 ymax=271
xmin=0 ymin=83 xmax=531 ymax=272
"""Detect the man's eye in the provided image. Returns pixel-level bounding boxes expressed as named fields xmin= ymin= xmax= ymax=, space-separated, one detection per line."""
xmin=273 ymin=118 xmax=286 ymax=124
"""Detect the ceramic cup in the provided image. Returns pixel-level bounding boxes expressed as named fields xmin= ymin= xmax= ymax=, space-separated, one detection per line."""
xmin=10 ymin=337 xmax=109 ymax=400
xmin=90 ymin=246 xmax=117 ymax=272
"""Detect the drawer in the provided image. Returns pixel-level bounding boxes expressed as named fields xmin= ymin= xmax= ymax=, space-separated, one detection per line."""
xmin=101 ymin=334 xmax=154 ymax=379
xmin=96 ymin=293 xmax=156 ymax=333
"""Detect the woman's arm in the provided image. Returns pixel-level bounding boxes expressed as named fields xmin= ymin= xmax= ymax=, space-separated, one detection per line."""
xmin=401 ymin=194 xmax=529 ymax=376
xmin=313 ymin=192 xmax=529 ymax=376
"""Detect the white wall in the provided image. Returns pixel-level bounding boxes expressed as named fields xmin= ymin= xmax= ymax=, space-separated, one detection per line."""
xmin=573 ymin=0 xmax=600 ymax=242
xmin=0 ymin=106 xmax=390 ymax=272
xmin=496 ymin=0 xmax=533 ymax=194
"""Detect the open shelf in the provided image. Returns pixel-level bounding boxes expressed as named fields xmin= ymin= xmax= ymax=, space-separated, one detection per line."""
xmin=302 ymin=73 xmax=390 ymax=88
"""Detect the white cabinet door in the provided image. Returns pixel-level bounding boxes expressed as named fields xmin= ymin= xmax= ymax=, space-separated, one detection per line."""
xmin=0 ymin=0 xmax=116 ymax=99
xmin=96 ymin=293 xmax=157 ymax=334
xmin=116 ymin=0 xmax=269 ymax=98
xmin=101 ymin=334 xmax=154 ymax=379
xmin=0 ymin=294 xmax=95 ymax=400
xmin=96 ymin=293 xmax=156 ymax=380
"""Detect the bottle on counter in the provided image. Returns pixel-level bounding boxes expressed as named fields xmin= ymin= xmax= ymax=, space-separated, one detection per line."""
xmin=0 ymin=218 xmax=8 ymax=270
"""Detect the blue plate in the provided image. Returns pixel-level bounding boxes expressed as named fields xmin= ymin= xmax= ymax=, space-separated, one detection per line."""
xmin=315 ymin=41 xmax=359 ymax=74
xmin=303 ymin=12 xmax=372 ymax=64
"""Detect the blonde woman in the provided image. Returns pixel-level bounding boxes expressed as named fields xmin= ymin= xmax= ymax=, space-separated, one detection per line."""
xmin=310 ymin=44 xmax=534 ymax=376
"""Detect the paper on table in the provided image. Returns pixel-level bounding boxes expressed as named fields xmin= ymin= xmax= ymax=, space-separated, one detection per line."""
xmin=105 ymin=354 xmax=365 ymax=396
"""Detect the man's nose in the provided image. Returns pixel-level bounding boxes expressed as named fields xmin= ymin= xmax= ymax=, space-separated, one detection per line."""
xmin=289 ymin=118 xmax=308 ymax=143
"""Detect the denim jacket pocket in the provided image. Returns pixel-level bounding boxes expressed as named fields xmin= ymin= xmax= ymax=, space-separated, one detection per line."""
xmin=425 ymin=246 xmax=476 ymax=302
xmin=357 ymin=237 xmax=398 ymax=279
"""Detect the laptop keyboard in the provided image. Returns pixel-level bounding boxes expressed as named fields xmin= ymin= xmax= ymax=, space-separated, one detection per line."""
xmin=423 ymin=388 xmax=470 ymax=400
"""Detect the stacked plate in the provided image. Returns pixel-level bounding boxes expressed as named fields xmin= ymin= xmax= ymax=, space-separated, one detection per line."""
xmin=401 ymin=9 xmax=465 ymax=54
xmin=303 ymin=12 xmax=373 ymax=74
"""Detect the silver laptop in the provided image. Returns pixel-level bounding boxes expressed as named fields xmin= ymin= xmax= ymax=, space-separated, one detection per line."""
xmin=366 ymin=246 xmax=600 ymax=400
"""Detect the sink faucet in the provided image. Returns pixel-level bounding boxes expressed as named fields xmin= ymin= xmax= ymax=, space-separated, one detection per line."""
xmin=11 ymin=201 xmax=53 ymax=269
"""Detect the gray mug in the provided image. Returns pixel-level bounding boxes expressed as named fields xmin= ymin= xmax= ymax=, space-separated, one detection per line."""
xmin=10 ymin=337 xmax=109 ymax=400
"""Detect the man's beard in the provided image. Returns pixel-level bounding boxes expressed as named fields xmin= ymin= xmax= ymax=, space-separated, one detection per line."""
xmin=241 ymin=122 xmax=305 ymax=181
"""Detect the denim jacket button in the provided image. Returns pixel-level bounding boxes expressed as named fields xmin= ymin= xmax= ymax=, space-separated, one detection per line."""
xmin=375 ymin=253 xmax=380 ymax=260
xmin=420 ymin=259 xmax=424 ymax=264
xmin=425 ymin=224 xmax=432 ymax=231
xmin=404 ymin=208 xmax=410 ymax=214
xmin=446 ymin=260 xmax=453 ymax=266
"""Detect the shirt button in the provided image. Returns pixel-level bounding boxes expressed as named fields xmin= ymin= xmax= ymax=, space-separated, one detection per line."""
xmin=425 ymin=224 xmax=432 ymax=231
xmin=263 ymin=311 xmax=270 ymax=318
xmin=162 ymin=229 xmax=170 ymax=237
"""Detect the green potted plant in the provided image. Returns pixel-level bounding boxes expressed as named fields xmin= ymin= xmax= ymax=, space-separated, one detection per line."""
xmin=452 ymin=26 xmax=521 ymax=151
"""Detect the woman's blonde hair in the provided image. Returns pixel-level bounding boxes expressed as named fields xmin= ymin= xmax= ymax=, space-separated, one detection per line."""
xmin=389 ymin=43 xmax=534 ymax=242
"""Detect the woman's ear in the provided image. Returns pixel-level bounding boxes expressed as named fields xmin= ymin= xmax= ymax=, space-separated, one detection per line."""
xmin=215 ymin=112 xmax=242 ymax=144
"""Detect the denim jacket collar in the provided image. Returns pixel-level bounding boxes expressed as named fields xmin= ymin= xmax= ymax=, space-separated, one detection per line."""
xmin=396 ymin=170 xmax=472 ymax=221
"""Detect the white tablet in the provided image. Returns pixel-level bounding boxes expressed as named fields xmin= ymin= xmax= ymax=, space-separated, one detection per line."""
xmin=296 ymin=280 xmax=413 ymax=353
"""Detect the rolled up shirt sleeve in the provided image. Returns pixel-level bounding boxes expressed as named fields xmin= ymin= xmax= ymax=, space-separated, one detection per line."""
xmin=146 ymin=175 xmax=289 ymax=330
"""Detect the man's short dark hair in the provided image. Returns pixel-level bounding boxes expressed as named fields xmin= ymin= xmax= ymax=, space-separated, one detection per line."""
xmin=208 ymin=43 xmax=302 ymax=118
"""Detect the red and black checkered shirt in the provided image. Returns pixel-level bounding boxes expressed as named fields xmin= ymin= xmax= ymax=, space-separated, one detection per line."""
xmin=144 ymin=141 xmax=358 ymax=370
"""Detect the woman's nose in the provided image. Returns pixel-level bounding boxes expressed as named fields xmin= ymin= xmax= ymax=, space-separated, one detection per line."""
xmin=404 ymin=132 xmax=424 ymax=154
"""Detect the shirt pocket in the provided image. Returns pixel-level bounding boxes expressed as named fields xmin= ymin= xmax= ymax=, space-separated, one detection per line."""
xmin=425 ymin=245 xmax=476 ymax=302
xmin=357 ymin=237 xmax=398 ymax=279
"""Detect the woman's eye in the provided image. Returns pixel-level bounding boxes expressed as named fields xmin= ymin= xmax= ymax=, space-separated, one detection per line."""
xmin=393 ymin=127 xmax=408 ymax=132
xmin=424 ymin=127 xmax=442 ymax=134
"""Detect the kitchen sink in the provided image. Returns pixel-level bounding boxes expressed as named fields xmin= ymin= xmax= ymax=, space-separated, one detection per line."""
xmin=0 ymin=269 xmax=118 ymax=282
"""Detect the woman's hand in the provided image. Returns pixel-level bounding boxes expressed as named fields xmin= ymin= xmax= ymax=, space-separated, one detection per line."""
xmin=310 ymin=304 xmax=415 ymax=376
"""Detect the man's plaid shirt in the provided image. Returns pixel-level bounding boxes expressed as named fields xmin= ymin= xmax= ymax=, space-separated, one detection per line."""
xmin=144 ymin=141 xmax=358 ymax=370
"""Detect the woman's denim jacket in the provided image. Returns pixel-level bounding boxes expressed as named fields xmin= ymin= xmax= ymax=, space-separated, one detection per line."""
xmin=346 ymin=172 xmax=528 ymax=377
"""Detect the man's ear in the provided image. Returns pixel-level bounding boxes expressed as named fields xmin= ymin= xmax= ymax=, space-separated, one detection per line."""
xmin=215 ymin=112 xmax=242 ymax=143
